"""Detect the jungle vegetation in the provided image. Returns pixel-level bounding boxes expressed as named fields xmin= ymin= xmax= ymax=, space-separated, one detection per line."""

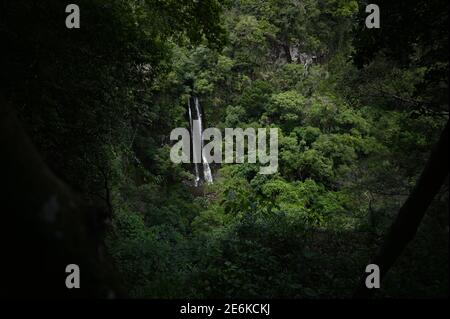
xmin=0 ymin=0 xmax=448 ymax=298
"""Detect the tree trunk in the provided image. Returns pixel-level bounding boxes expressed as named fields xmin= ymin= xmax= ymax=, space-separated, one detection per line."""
xmin=0 ymin=97 xmax=123 ymax=298
xmin=353 ymin=119 xmax=449 ymax=298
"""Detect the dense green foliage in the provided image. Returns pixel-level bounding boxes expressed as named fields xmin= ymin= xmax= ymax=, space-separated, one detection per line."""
xmin=104 ymin=0 xmax=448 ymax=298
xmin=2 ymin=0 xmax=447 ymax=298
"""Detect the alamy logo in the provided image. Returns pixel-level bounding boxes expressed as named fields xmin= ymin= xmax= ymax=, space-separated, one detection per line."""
xmin=365 ymin=4 xmax=380 ymax=29
xmin=365 ymin=264 xmax=380 ymax=289
xmin=170 ymin=122 xmax=278 ymax=175
xmin=65 ymin=4 xmax=80 ymax=29
xmin=65 ymin=264 xmax=80 ymax=289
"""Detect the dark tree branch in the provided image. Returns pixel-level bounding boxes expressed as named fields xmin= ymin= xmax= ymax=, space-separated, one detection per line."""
xmin=353 ymin=119 xmax=449 ymax=298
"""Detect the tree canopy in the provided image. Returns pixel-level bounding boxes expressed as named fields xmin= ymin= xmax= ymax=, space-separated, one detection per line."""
xmin=0 ymin=0 xmax=448 ymax=298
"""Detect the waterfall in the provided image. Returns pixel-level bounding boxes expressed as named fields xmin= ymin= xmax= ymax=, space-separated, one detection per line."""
xmin=194 ymin=97 xmax=214 ymax=184
xmin=188 ymin=98 xmax=201 ymax=186
xmin=188 ymin=96 xmax=213 ymax=186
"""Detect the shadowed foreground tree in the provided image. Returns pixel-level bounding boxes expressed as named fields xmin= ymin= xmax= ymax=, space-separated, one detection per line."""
xmin=0 ymin=99 xmax=123 ymax=298
xmin=354 ymin=121 xmax=448 ymax=297
xmin=0 ymin=0 xmax=225 ymax=298
xmin=353 ymin=0 xmax=449 ymax=298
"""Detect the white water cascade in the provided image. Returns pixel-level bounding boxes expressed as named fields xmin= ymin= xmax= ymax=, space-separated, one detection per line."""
xmin=188 ymin=96 xmax=213 ymax=186
xmin=188 ymin=99 xmax=201 ymax=186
